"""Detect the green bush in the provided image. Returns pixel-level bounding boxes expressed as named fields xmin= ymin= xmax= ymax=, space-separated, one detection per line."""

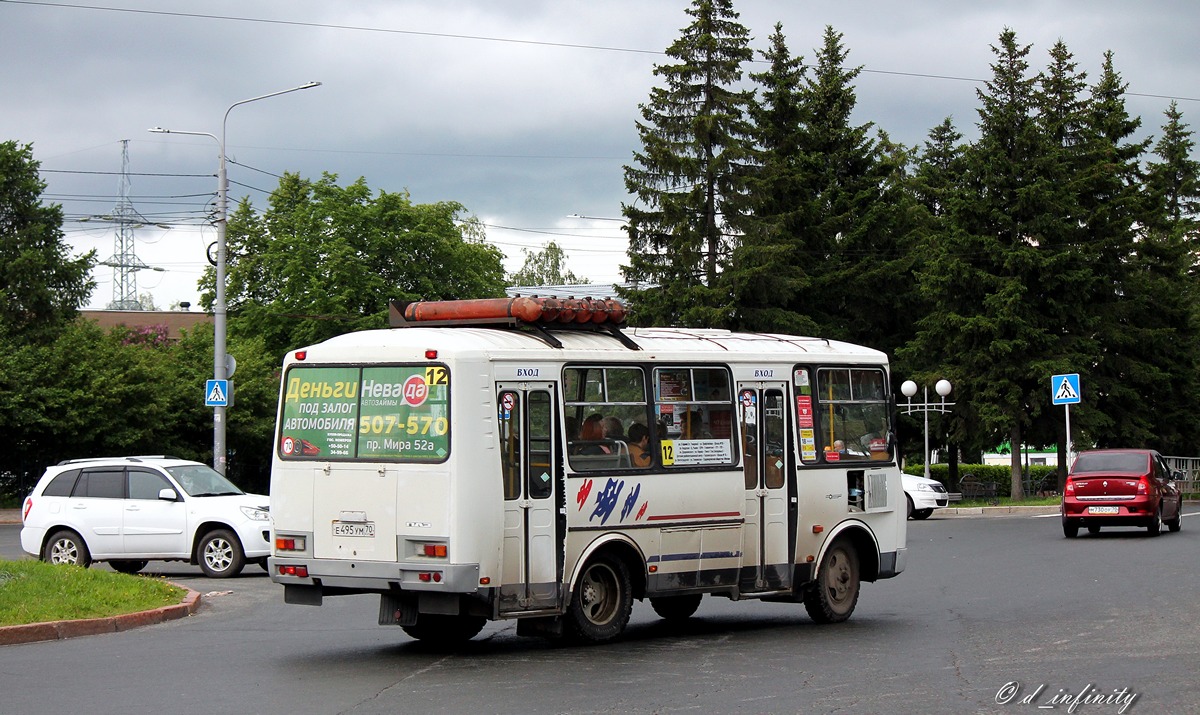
xmin=902 ymin=463 xmax=1061 ymax=491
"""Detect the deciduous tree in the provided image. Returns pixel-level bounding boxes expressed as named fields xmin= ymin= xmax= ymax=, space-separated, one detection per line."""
xmin=0 ymin=141 xmax=94 ymax=343
xmin=214 ymin=172 xmax=507 ymax=359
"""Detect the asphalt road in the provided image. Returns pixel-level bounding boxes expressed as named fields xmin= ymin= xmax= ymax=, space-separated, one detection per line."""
xmin=2 ymin=512 xmax=1197 ymax=715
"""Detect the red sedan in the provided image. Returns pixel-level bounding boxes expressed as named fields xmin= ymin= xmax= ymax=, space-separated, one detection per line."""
xmin=1062 ymin=449 xmax=1184 ymax=538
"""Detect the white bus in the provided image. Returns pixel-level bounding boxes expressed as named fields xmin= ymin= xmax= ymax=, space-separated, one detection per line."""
xmin=269 ymin=297 xmax=907 ymax=644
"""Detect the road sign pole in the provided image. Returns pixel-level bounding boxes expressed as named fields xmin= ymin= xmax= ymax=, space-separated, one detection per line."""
xmin=1051 ymin=373 xmax=1081 ymax=471
xmin=1064 ymin=404 xmax=1072 ymax=469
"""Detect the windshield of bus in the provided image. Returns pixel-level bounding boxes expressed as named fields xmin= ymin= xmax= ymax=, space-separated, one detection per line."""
xmin=813 ymin=367 xmax=891 ymax=463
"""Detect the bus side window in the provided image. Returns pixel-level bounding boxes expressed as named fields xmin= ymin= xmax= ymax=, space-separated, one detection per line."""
xmin=498 ymin=391 xmax=521 ymax=500
xmin=564 ymin=366 xmax=650 ymax=472
xmin=527 ymin=391 xmax=553 ymax=499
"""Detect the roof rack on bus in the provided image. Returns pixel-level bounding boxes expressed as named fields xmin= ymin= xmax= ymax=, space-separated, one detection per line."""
xmin=388 ymin=297 xmax=641 ymax=350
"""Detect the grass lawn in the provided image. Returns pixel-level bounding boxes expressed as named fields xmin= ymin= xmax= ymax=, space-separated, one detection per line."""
xmin=0 ymin=559 xmax=185 ymax=627
xmin=954 ymin=495 xmax=1062 ymax=508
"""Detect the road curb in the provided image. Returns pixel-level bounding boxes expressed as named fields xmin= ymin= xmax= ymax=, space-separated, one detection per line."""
xmin=0 ymin=584 xmax=201 ymax=646
xmin=939 ymin=505 xmax=1060 ymax=517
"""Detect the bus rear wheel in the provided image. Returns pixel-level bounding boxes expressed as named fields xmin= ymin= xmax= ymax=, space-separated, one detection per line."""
xmin=566 ymin=554 xmax=632 ymax=643
xmin=402 ymin=614 xmax=487 ymax=644
xmin=804 ymin=541 xmax=860 ymax=624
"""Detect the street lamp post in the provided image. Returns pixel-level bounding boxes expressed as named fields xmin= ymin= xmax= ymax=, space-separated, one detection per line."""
xmin=900 ymin=379 xmax=954 ymax=480
xmin=150 ymin=81 xmax=320 ymax=473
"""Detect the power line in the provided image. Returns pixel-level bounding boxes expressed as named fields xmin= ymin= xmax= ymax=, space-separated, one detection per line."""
xmin=39 ymin=168 xmax=214 ymax=178
xmin=7 ymin=0 xmax=1199 ymax=103
xmin=2 ymin=0 xmax=663 ymax=55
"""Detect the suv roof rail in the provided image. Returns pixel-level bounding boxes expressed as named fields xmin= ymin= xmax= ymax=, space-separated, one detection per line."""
xmin=56 ymin=455 xmax=184 ymax=466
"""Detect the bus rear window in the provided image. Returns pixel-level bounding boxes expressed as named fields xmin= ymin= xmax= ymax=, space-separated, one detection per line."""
xmin=278 ymin=364 xmax=450 ymax=462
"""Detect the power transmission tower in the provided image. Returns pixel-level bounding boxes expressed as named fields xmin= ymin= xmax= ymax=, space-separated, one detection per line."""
xmin=101 ymin=140 xmax=153 ymax=310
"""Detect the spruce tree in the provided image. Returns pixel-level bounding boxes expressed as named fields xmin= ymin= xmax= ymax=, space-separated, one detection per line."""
xmin=620 ymin=0 xmax=754 ymax=327
xmin=1067 ymin=52 xmax=1161 ymax=451
xmin=731 ymin=22 xmax=820 ymax=335
xmin=792 ymin=27 xmax=919 ymax=356
xmin=1129 ymin=102 xmax=1200 ymax=452
xmin=1145 ymin=102 xmax=1200 ymax=232
xmin=1026 ymin=41 xmax=1104 ymax=464
xmin=904 ymin=30 xmax=1056 ymax=498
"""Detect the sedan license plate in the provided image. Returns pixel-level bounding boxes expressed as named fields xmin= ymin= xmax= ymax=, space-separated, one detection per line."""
xmin=1088 ymin=506 xmax=1119 ymax=515
xmin=333 ymin=521 xmax=375 ymax=537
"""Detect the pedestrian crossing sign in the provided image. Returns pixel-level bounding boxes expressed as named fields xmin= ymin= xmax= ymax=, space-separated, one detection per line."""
xmin=205 ymin=379 xmax=230 ymax=407
xmin=1051 ymin=373 xmax=1081 ymax=405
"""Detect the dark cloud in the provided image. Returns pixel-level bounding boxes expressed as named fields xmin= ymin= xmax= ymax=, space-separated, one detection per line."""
xmin=2 ymin=0 xmax=1196 ymax=308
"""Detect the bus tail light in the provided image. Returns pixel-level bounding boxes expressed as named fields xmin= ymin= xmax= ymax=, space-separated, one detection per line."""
xmin=276 ymin=536 xmax=306 ymax=551
xmin=294 ymin=350 xmax=307 ymax=361
xmin=278 ymin=564 xmax=308 ymax=578
xmin=418 ymin=572 xmax=443 ymax=583
xmin=421 ymin=543 xmax=447 ymax=558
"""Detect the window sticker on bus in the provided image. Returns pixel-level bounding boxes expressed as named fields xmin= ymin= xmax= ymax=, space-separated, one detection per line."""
xmin=357 ymin=366 xmax=449 ymax=460
xmin=799 ymin=429 xmax=817 ymax=461
xmin=659 ymin=439 xmax=732 ymax=466
xmin=280 ymin=366 xmax=360 ymax=458
xmin=656 ymin=370 xmax=692 ymax=401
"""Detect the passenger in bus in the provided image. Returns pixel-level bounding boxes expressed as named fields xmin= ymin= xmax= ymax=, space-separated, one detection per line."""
xmin=602 ymin=416 xmax=625 ymax=442
xmin=576 ymin=414 xmax=612 ymax=454
xmin=627 ymin=422 xmax=653 ymax=468
xmin=683 ymin=410 xmax=711 ymax=439
xmin=831 ymin=439 xmax=865 ymax=460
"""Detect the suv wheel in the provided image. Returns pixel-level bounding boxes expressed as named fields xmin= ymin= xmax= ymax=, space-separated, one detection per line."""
xmin=198 ymin=529 xmax=246 ymax=578
xmin=44 ymin=530 xmax=92 ymax=568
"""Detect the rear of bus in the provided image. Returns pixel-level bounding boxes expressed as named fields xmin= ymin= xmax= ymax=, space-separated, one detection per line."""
xmin=268 ymin=331 xmax=497 ymax=634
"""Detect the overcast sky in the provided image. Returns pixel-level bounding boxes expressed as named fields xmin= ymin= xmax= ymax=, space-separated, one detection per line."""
xmin=3 ymin=0 xmax=1198 ymax=311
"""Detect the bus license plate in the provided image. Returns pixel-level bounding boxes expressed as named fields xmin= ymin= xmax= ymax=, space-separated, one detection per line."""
xmin=333 ymin=521 xmax=375 ymax=537
xmin=1088 ymin=506 xmax=1119 ymax=515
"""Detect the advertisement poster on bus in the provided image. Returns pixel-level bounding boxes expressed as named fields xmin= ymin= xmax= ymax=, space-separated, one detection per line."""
xmin=279 ymin=365 xmax=450 ymax=462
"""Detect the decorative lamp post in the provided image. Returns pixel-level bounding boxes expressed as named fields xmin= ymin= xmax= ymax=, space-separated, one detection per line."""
xmin=149 ymin=81 xmax=321 ymax=473
xmin=900 ymin=379 xmax=954 ymax=480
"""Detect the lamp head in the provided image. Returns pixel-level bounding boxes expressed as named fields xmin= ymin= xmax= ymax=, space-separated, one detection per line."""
xmin=935 ymin=379 xmax=953 ymax=397
xmin=901 ymin=380 xmax=918 ymax=398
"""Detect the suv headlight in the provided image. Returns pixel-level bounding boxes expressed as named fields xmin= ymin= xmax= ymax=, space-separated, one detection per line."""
xmin=240 ymin=505 xmax=270 ymax=521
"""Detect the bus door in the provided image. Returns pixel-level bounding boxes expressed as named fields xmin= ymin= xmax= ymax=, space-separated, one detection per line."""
xmin=496 ymin=383 xmax=562 ymax=613
xmin=737 ymin=383 xmax=792 ymax=592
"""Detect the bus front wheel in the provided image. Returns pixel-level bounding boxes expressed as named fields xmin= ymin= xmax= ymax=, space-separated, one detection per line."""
xmin=566 ymin=554 xmax=633 ymax=643
xmin=804 ymin=541 xmax=860 ymax=624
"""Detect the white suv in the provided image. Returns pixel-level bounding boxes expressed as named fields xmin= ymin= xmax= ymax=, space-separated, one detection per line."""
xmin=20 ymin=456 xmax=270 ymax=578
